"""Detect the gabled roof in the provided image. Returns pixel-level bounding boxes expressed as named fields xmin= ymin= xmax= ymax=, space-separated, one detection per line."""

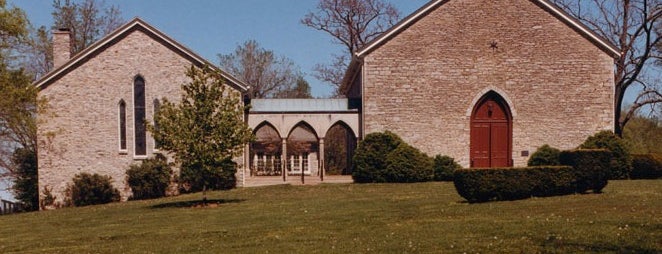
xmin=341 ymin=0 xmax=621 ymax=94
xmin=356 ymin=0 xmax=620 ymax=58
xmin=34 ymin=18 xmax=249 ymax=92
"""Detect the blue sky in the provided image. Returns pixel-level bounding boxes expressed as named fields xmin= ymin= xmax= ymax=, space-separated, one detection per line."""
xmin=10 ymin=0 xmax=428 ymax=98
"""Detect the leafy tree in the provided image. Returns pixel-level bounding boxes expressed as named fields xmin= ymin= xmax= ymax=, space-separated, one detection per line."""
xmin=148 ymin=65 xmax=253 ymax=193
xmin=11 ymin=148 xmax=37 ymax=211
xmin=0 ymin=1 xmax=47 ymax=206
xmin=218 ymin=40 xmax=310 ymax=99
xmin=275 ymin=77 xmax=313 ymax=99
xmin=622 ymin=113 xmax=662 ymax=154
xmin=301 ymin=0 xmax=400 ymax=95
xmin=552 ymin=0 xmax=662 ymax=136
xmin=23 ymin=0 xmax=123 ymax=78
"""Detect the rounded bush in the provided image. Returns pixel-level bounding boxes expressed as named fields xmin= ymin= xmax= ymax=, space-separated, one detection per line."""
xmin=631 ymin=154 xmax=662 ymax=179
xmin=559 ymin=149 xmax=610 ymax=193
xmin=352 ymin=131 xmax=402 ymax=183
xmin=180 ymin=157 xmax=237 ymax=193
xmin=69 ymin=173 xmax=120 ymax=207
xmin=384 ymin=144 xmax=434 ymax=183
xmin=433 ymin=155 xmax=461 ymax=181
xmin=127 ymin=154 xmax=173 ymax=200
xmin=527 ymin=144 xmax=561 ymax=166
xmin=580 ymin=131 xmax=633 ymax=179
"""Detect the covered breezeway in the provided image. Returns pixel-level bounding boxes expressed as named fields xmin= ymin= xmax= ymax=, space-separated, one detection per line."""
xmin=244 ymin=99 xmax=359 ymax=185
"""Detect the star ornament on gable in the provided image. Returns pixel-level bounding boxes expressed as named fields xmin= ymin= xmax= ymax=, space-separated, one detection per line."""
xmin=490 ymin=41 xmax=498 ymax=51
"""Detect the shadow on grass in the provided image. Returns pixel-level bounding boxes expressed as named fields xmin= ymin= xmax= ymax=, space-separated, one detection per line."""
xmin=150 ymin=199 xmax=246 ymax=209
xmin=540 ymin=239 xmax=659 ymax=254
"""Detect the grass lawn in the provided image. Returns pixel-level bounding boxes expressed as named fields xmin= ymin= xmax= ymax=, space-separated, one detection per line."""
xmin=0 ymin=180 xmax=660 ymax=253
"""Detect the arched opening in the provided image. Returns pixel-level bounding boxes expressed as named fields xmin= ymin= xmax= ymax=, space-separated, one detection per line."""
xmin=250 ymin=122 xmax=282 ymax=176
xmin=118 ymin=99 xmax=127 ymax=151
xmin=470 ymin=91 xmax=512 ymax=168
xmin=134 ymin=76 xmax=146 ymax=156
xmin=324 ymin=121 xmax=357 ymax=175
xmin=287 ymin=122 xmax=319 ymax=175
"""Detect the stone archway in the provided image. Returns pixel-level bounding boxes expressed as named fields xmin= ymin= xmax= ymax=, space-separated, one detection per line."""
xmin=287 ymin=122 xmax=319 ymax=175
xmin=250 ymin=122 xmax=282 ymax=176
xmin=470 ymin=91 xmax=512 ymax=168
xmin=324 ymin=121 xmax=357 ymax=175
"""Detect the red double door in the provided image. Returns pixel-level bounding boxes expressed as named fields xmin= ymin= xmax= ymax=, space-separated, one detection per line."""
xmin=470 ymin=93 xmax=512 ymax=168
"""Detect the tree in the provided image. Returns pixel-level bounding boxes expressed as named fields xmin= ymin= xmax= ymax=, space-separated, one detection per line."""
xmin=11 ymin=148 xmax=37 ymax=211
xmin=622 ymin=113 xmax=662 ymax=154
xmin=218 ymin=40 xmax=310 ymax=99
xmin=274 ymin=77 xmax=313 ymax=98
xmin=552 ymin=0 xmax=662 ymax=136
xmin=51 ymin=0 xmax=123 ymax=55
xmin=148 ymin=65 xmax=253 ymax=193
xmin=0 ymin=1 xmax=46 ymax=208
xmin=301 ymin=0 xmax=400 ymax=95
xmin=22 ymin=0 xmax=123 ymax=79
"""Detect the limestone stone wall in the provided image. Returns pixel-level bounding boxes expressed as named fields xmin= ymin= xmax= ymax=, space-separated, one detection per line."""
xmin=37 ymin=29 xmax=245 ymax=208
xmin=361 ymin=0 xmax=614 ymax=167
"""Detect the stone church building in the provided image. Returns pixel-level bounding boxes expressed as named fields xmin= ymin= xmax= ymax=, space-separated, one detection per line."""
xmin=35 ymin=0 xmax=617 ymax=207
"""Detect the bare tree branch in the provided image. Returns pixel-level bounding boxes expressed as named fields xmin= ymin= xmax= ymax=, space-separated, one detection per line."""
xmin=302 ymin=0 xmax=400 ymax=95
xmin=554 ymin=0 xmax=662 ymax=136
xmin=218 ymin=40 xmax=310 ymax=99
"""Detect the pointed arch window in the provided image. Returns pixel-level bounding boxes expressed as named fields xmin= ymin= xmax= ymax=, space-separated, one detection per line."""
xmin=134 ymin=76 xmax=147 ymax=156
xmin=118 ymin=99 xmax=127 ymax=151
xmin=153 ymin=99 xmax=161 ymax=149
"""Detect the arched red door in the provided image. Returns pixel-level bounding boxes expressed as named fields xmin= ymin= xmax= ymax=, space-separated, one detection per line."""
xmin=470 ymin=92 xmax=512 ymax=168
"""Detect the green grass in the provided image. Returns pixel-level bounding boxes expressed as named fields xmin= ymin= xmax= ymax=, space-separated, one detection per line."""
xmin=1 ymin=180 xmax=660 ymax=253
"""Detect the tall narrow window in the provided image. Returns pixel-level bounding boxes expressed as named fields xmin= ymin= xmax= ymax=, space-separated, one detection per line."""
xmin=134 ymin=76 xmax=147 ymax=156
xmin=118 ymin=99 xmax=127 ymax=151
xmin=153 ymin=99 xmax=161 ymax=149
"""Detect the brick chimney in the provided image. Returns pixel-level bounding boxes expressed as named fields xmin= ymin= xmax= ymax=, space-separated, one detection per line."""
xmin=53 ymin=28 xmax=72 ymax=68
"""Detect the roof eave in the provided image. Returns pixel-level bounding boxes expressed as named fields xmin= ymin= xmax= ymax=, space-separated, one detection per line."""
xmin=340 ymin=56 xmax=363 ymax=96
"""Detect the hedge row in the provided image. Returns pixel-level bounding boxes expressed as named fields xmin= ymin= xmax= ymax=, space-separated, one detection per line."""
xmin=454 ymin=166 xmax=575 ymax=203
xmin=454 ymin=149 xmax=610 ymax=203
xmin=631 ymin=154 xmax=662 ymax=179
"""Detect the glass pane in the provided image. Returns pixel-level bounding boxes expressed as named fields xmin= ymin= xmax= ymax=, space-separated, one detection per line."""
xmin=134 ymin=77 xmax=146 ymax=156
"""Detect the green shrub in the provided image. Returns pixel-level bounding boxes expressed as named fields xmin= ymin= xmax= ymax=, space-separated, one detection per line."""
xmin=433 ymin=155 xmax=461 ymax=181
xmin=559 ymin=149 xmax=610 ymax=193
xmin=527 ymin=144 xmax=561 ymax=166
xmin=352 ymin=131 xmax=402 ymax=183
xmin=68 ymin=173 xmax=120 ymax=207
xmin=180 ymin=157 xmax=237 ymax=193
xmin=580 ymin=131 xmax=632 ymax=179
xmin=127 ymin=154 xmax=173 ymax=200
xmin=453 ymin=166 xmax=575 ymax=203
xmin=630 ymin=154 xmax=662 ymax=179
xmin=384 ymin=144 xmax=434 ymax=183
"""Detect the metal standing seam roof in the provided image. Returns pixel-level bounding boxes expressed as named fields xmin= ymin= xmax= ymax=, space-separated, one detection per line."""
xmin=249 ymin=99 xmax=354 ymax=112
